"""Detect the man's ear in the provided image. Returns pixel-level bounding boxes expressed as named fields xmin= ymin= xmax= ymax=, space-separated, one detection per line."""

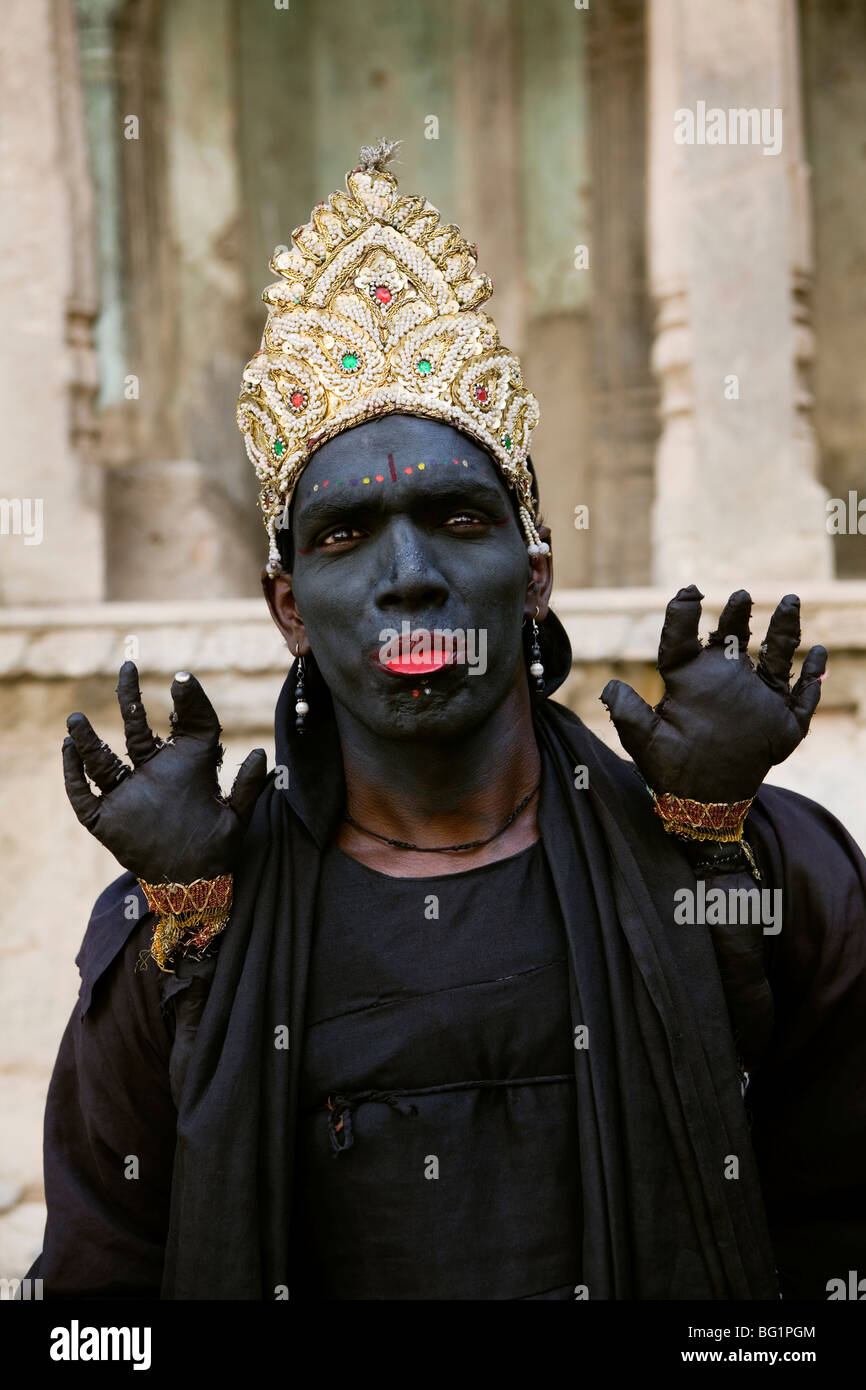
xmin=525 ymin=524 xmax=553 ymax=621
xmin=261 ymin=567 xmax=310 ymax=655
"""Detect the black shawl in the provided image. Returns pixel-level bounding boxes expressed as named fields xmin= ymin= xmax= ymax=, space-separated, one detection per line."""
xmin=157 ymin=611 xmax=866 ymax=1300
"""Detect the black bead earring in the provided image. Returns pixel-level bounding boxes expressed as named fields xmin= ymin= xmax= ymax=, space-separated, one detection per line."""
xmin=294 ymin=645 xmax=309 ymax=733
xmin=528 ymin=606 xmax=545 ymax=693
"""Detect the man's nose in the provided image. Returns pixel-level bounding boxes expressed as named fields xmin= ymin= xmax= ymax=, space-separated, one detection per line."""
xmin=372 ymin=518 xmax=450 ymax=612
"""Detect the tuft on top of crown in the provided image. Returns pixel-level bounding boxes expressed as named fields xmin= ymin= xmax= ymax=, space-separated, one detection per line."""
xmin=236 ymin=138 xmax=546 ymax=574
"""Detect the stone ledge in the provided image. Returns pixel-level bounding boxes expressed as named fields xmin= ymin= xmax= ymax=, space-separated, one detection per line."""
xmin=553 ymin=584 xmax=866 ymax=662
xmin=0 ymin=584 xmax=863 ymax=677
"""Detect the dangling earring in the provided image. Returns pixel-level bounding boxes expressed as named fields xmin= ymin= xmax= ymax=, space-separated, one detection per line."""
xmin=528 ymin=606 xmax=545 ymax=693
xmin=294 ymin=645 xmax=309 ymax=733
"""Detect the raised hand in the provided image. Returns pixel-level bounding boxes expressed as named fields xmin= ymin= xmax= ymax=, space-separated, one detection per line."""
xmin=62 ymin=662 xmax=268 ymax=883
xmin=600 ymin=585 xmax=827 ymax=803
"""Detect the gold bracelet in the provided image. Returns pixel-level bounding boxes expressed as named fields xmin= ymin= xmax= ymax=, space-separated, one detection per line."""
xmin=138 ymin=874 xmax=234 ymax=973
xmin=651 ymin=791 xmax=754 ymax=843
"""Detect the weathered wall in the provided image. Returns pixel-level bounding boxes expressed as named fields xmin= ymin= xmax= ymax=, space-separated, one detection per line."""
xmin=800 ymin=0 xmax=866 ymax=579
xmin=0 ymin=0 xmax=104 ymax=608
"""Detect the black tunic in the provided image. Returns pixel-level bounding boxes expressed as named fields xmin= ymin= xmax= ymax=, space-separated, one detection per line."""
xmin=291 ymin=840 xmax=582 ymax=1300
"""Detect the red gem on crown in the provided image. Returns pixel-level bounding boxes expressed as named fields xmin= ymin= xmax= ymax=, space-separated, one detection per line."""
xmin=475 ymin=385 xmax=489 ymax=403
xmin=290 ymin=391 xmax=306 ymax=409
xmin=373 ymin=285 xmax=392 ymax=304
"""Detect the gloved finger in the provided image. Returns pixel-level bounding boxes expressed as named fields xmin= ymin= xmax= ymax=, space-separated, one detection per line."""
xmin=62 ymin=735 xmax=102 ymax=831
xmin=600 ymin=679 xmax=657 ymax=763
xmin=228 ymin=749 xmax=269 ymax=830
xmin=116 ymin=661 xmax=159 ymax=766
xmin=790 ymin=645 xmax=828 ymax=732
xmin=657 ymin=585 xmax=704 ymax=674
xmin=66 ymin=712 xmax=130 ymax=793
xmin=707 ymin=590 xmax=752 ymax=652
xmin=757 ymin=594 xmax=801 ymax=692
xmin=169 ymin=671 xmax=221 ymax=744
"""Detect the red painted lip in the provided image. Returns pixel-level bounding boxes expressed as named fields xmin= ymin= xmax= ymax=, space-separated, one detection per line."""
xmin=381 ymin=653 xmax=456 ymax=675
xmin=369 ymin=632 xmax=461 ymax=677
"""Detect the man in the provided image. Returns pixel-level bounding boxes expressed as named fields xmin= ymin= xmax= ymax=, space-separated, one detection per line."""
xmin=28 ymin=142 xmax=866 ymax=1300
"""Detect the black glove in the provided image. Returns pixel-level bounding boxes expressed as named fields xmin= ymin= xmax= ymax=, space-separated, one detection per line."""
xmin=600 ymin=586 xmax=827 ymax=803
xmin=62 ymin=661 xmax=268 ymax=883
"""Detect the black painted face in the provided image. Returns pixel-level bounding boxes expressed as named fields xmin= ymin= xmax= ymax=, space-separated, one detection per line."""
xmin=288 ymin=414 xmax=533 ymax=740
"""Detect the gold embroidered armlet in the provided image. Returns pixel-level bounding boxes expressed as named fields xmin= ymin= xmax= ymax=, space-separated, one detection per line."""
xmin=138 ymin=875 xmax=234 ymax=973
xmin=650 ymin=791 xmax=754 ymax=843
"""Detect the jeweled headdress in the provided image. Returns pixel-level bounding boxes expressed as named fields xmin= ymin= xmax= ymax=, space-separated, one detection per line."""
xmin=236 ymin=139 xmax=546 ymax=575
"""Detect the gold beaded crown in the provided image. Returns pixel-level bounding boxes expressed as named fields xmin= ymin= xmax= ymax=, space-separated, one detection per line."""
xmin=236 ymin=139 xmax=545 ymax=574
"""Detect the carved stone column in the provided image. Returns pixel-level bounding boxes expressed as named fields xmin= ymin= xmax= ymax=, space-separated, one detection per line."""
xmin=586 ymin=0 xmax=659 ymax=587
xmin=647 ymin=0 xmax=832 ymax=588
xmin=76 ymin=0 xmax=132 ymax=473
xmin=0 ymin=0 xmax=104 ymax=604
xmin=110 ymin=0 xmax=262 ymax=599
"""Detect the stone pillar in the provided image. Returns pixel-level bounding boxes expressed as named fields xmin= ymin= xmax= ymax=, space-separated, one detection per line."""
xmin=109 ymin=0 xmax=263 ymax=598
xmin=452 ymin=0 xmax=524 ymax=356
xmin=647 ymin=0 xmax=832 ymax=589
xmin=517 ymin=0 xmax=595 ymax=590
xmin=163 ymin=0 xmax=252 ymax=513
xmin=586 ymin=0 xmax=658 ymax=588
xmin=800 ymin=0 xmax=866 ymax=580
xmin=76 ymin=0 xmax=138 ymax=484
xmin=0 ymin=0 xmax=104 ymax=604
xmin=76 ymin=0 xmax=127 ymax=414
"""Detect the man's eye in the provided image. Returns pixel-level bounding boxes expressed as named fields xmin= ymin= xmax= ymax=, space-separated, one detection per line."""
xmin=319 ymin=526 xmax=364 ymax=547
xmin=444 ymin=512 xmax=488 ymax=527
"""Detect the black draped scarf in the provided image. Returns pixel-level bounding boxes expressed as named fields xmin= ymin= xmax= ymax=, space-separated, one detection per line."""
xmin=160 ymin=614 xmax=786 ymax=1299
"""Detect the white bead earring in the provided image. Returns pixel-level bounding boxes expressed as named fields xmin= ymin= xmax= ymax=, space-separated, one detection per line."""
xmin=294 ymin=644 xmax=310 ymax=732
xmin=528 ymin=605 xmax=545 ymax=692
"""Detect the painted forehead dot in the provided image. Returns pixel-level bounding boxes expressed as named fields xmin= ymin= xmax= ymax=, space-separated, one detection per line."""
xmin=299 ymin=454 xmax=484 ymax=507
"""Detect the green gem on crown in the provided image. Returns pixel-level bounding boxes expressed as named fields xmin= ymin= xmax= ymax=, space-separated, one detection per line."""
xmin=416 ymin=358 xmax=432 ymax=375
xmin=341 ymin=352 xmax=359 ymax=371
xmin=273 ymin=438 xmax=286 ymax=458
xmin=503 ymin=434 xmax=512 ymax=452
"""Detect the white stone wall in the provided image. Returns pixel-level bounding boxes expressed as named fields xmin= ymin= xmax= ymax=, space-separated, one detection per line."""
xmin=0 ymin=0 xmax=103 ymax=608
